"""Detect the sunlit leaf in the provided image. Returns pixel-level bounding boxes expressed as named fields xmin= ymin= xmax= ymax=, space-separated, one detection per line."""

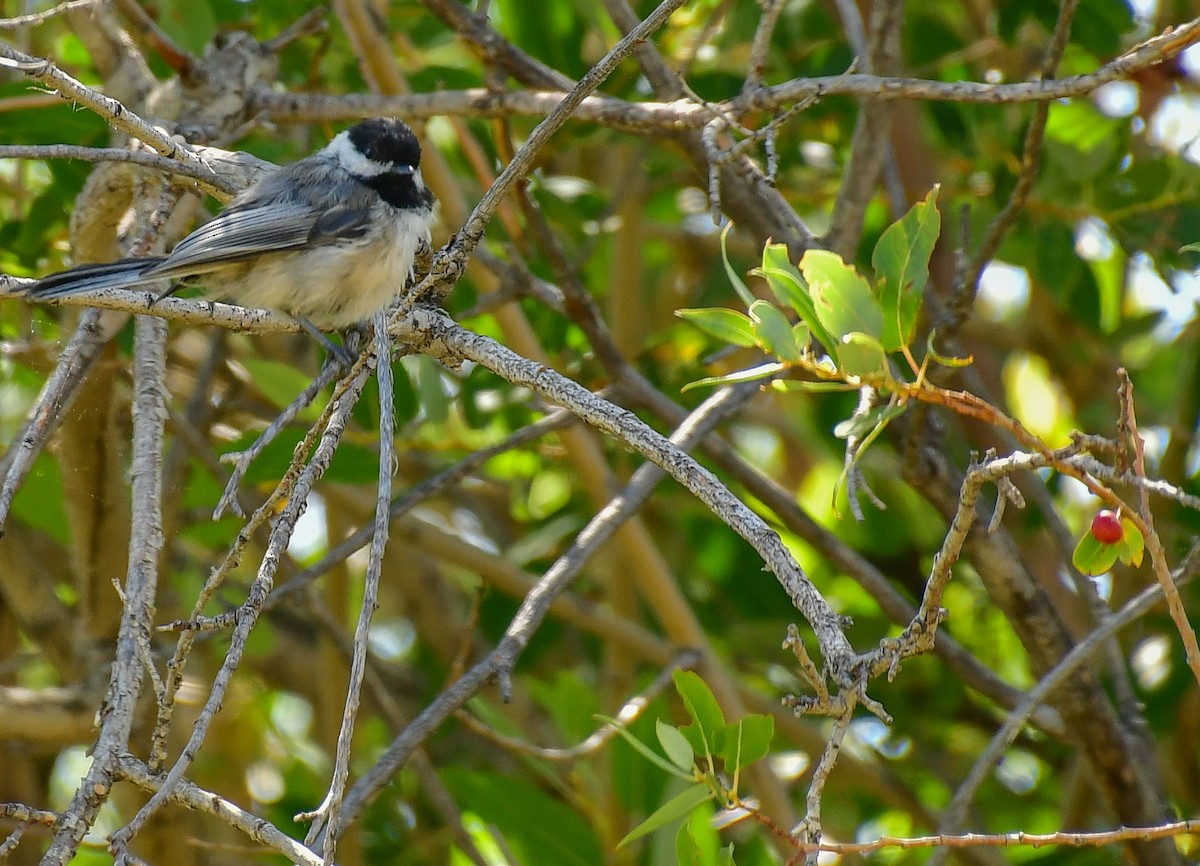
xmin=770 ymin=379 xmax=860 ymax=392
xmin=799 ymin=249 xmax=884 ymax=349
xmin=720 ymin=222 xmax=757 ymax=307
xmin=681 ymin=362 xmax=786 ymax=392
xmin=1120 ymin=515 xmax=1144 ymax=567
xmin=872 ymin=185 xmax=940 ymax=351
xmin=836 ymin=332 xmax=891 ymax=379
xmin=792 ymin=321 xmax=811 ymax=350
xmin=674 ymin=671 xmax=725 ymax=756
xmin=717 ymin=714 xmax=774 ymax=771
xmin=757 ymin=244 xmax=839 ymax=352
xmin=749 ymin=300 xmax=802 ymax=362
xmin=678 ymin=307 xmax=759 ymax=347
xmin=676 ymin=824 xmax=704 ymax=866
xmin=618 ymin=783 xmax=714 ymax=848
xmin=1072 ymin=532 xmax=1122 ymax=576
xmin=832 ymin=399 xmax=907 ymax=509
xmin=757 ymin=242 xmax=809 ymax=312
xmin=595 ymin=715 xmax=695 ymax=780
xmin=833 ymin=401 xmax=907 ymax=441
xmin=657 ymin=720 xmax=696 ymax=773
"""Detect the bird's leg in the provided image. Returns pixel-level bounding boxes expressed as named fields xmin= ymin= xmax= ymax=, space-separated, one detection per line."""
xmin=341 ymin=321 xmax=371 ymax=357
xmin=294 ymin=316 xmax=356 ymax=368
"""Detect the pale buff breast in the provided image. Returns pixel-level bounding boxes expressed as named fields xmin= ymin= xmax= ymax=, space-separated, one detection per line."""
xmin=208 ymin=208 xmax=430 ymax=329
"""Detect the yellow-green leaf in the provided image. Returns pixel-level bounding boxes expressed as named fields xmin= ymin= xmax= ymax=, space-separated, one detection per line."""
xmin=678 ymin=307 xmax=759 ymax=347
xmin=800 ymin=250 xmax=884 ymax=348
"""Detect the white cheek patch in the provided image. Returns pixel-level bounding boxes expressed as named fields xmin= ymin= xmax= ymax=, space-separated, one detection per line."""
xmin=329 ymin=130 xmax=391 ymax=177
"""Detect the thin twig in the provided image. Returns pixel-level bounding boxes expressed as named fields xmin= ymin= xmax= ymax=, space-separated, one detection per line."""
xmin=393 ymin=307 xmax=857 ymax=678
xmin=300 ymin=315 xmax=393 ymax=863
xmin=257 ymin=20 xmax=1200 ymax=128
xmin=327 ymin=377 xmax=769 ymax=838
xmin=795 ymin=707 xmax=854 ymax=866
xmin=266 ymin=408 xmax=579 ymax=607
xmin=110 ymin=358 xmax=377 ymax=849
xmin=1119 ymin=370 xmax=1200 ymax=686
xmin=457 ymin=649 xmax=701 ymax=761
xmin=929 ymin=544 xmax=1200 ymax=860
xmin=112 ymin=0 xmax=194 ymax=74
xmin=0 ymin=309 xmax=122 ymax=533
xmin=0 ymin=0 xmax=100 ymax=29
xmin=0 ymin=144 xmax=234 ymax=196
xmin=40 ymin=311 xmax=168 ymax=866
xmin=743 ymin=0 xmax=783 ymax=94
xmin=214 ymin=360 xmax=345 ymax=518
xmin=401 ymin=0 xmax=689 ymax=305
xmin=792 ymin=818 xmax=1200 ymax=855
xmin=0 ymin=44 xmax=206 ymax=168
xmin=824 ymin=0 xmax=905 ymax=257
xmin=952 ymin=0 xmax=1082 ymax=329
xmin=114 ymin=755 xmax=325 ymax=866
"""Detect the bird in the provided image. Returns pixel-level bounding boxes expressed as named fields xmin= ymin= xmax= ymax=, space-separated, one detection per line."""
xmin=24 ymin=117 xmax=438 ymax=359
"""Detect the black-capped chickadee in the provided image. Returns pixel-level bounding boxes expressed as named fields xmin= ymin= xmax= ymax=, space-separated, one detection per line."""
xmin=25 ymin=117 xmax=437 ymax=348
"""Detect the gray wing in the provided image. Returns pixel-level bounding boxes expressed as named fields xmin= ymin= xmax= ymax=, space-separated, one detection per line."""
xmin=143 ymin=202 xmax=319 ymax=279
xmin=143 ymin=201 xmax=374 ymax=280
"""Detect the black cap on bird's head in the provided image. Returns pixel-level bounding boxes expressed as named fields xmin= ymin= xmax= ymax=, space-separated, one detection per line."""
xmin=333 ymin=117 xmax=434 ymax=211
xmin=346 ymin=117 xmax=422 ymax=174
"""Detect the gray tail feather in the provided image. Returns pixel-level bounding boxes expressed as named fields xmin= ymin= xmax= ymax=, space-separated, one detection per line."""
xmin=28 ymin=257 xmax=168 ymax=299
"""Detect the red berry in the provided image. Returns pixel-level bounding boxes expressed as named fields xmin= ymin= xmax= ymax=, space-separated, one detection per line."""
xmin=1090 ymin=510 xmax=1123 ymax=545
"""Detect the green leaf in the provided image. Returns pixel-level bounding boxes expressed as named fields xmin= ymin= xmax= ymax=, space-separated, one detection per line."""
xmin=681 ymin=362 xmax=786 ymax=392
xmin=720 ymin=222 xmax=757 ymax=307
xmin=872 ymin=186 xmax=941 ymax=352
xmin=676 ymin=824 xmax=704 ymax=866
xmin=528 ymin=671 xmax=601 ymax=743
xmin=618 ymin=783 xmax=714 ymax=848
xmin=717 ymin=843 xmax=735 ymax=866
xmin=8 ymin=453 xmax=69 ymax=545
xmin=1045 ymin=99 xmax=1123 ymax=155
xmin=792 ymin=321 xmax=811 ymax=350
xmin=799 ymin=250 xmax=884 ymax=349
xmin=734 ymin=714 xmax=773 ymax=769
xmin=757 ymin=242 xmax=810 ymax=311
xmin=1181 ymin=242 xmax=1200 ymax=254
xmin=441 ymin=768 xmax=602 ymax=866
xmin=749 ymin=300 xmax=802 ymax=362
xmin=674 ymin=671 xmax=726 ymax=757
xmin=1072 ymin=532 xmax=1122 ymax=576
xmin=595 ymin=715 xmax=694 ymax=780
xmin=240 ymin=358 xmax=323 ymax=413
xmin=770 ymin=379 xmax=859 ymax=393
xmin=717 ymin=714 xmax=774 ymax=771
xmin=1120 ymin=516 xmax=1144 ymax=567
xmin=835 ymin=332 xmax=891 ymax=379
xmin=657 ymin=721 xmax=696 ymax=773
xmin=755 ymin=243 xmax=839 ymax=352
xmin=154 ymin=0 xmax=218 ymax=55
xmin=677 ymin=308 xmax=760 ymax=347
